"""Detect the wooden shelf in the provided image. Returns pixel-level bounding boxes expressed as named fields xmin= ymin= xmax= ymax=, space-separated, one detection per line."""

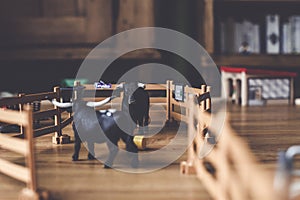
xmin=220 ymin=0 xmax=300 ymax=2
xmin=212 ymin=54 xmax=300 ymax=68
xmin=0 ymin=47 xmax=161 ymax=61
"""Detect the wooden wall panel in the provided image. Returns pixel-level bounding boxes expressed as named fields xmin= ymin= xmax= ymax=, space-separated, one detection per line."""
xmin=0 ymin=0 xmax=158 ymax=60
xmin=116 ymin=0 xmax=155 ymax=49
xmin=0 ymin=17 xmax=86 ymax=45
xmin=117 ymin=0 xmax=154 ymax=31
xmin=0 ymin=0 xmax=113 ymax=46
xmin=85 ymin=0 xmax=113 ymax=43
xmin=0 ymin=0 xmax=41 ymax=18
xmin=42 ymin=0 xmax=78 ymax=17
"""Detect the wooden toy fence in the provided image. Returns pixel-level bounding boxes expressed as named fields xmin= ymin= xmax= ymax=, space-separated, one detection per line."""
xmin=0 ymin=105 xmax=40 ymax=199
xmin=83 ymin=83 xmax=167 ymax=104
xmin=82 ymin=80 xmax=211 ymax=124
xmin=0 ymin=86 xmax=72 ymax=144
xmin=167 ymin=80 xmax=211 ymax=124
xmin=180 ymin=94 xmax=280 ymax=200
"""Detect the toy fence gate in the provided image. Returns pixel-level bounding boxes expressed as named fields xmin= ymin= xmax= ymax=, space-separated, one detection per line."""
xmin=0 ymin=87 xmax=73 ymax=144
xmin=180 ymin=94 xmax=285 ymax=200
xmin=0 ymin=105 xmax=44 ymax=199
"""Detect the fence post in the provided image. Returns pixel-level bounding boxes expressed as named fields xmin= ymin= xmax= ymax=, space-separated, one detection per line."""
xmin=166 ymin=80 xmax=171 ymax=123
xmin=201 ymin=85 xmax=206 ymax=111
xmin=25 ymin=105 xmax=37 ymax=192
xmin=180 ymin=94 xmax=196 ymax=174
xmin=19 ymin=105 xmax=39 ymax=200
xmin=18 ymin=93 xmax=25 ymax=136
xmin=206 ymin=86 xmax=211 ymax=112
xmin=52 ymin=86 xmax=62 ymax=144
xmin=19 ymin=105 xmax=50 ymax=200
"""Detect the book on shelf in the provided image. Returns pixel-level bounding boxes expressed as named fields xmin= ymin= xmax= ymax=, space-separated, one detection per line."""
xmin=281 ymin=15 xmax=300 ymax=54
xmin=281 ymin=22 xmax=292 ymax=54
xmin=266 ymin=14 xmax=280 ymax=54
xmin=219 ymin=14 xmax=300 ymax=55
xmin=219 ymin=18 xmax=260 ymax=54
xmin=290 ymin=16 xmax=300 ymax=54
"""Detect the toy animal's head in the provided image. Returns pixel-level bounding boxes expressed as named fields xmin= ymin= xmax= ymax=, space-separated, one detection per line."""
xmin=117 ymin=82 xmax=145 ymax=105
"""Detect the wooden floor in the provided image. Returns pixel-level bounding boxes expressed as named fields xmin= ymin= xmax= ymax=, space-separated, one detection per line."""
xmin=1 ymin=104 xmax=300 ymax=200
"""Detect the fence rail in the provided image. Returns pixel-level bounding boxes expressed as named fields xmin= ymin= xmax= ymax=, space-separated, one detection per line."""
xmin=0 ymin=87 xmax=71 ymax=144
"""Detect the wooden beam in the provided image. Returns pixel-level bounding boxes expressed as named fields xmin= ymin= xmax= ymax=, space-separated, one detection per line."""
xmin=0 ymin=47 xmax=161 ymax=61
xmin=33 ymin=109 xmax=58 ymax=121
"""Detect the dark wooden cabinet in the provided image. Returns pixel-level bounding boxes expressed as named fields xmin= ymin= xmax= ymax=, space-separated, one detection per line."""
xmin=0 ymin=0 xmax=158 ymax=60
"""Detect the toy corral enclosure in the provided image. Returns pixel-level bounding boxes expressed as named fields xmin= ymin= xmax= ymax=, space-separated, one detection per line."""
xmin=0 ymin=80 xmax=298 ymax=200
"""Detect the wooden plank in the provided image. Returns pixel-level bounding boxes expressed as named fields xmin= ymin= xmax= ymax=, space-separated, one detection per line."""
xmin=145 ymin=84 xmax=167 ymax=90
xmin=33 ymin=109 xmax=58 ymax=120
xmin=33 ymin=103 xmax=72 ymax=136
xmin=0 ymin=47 xmax=160 ymax=60
xmin=21 ymin=92 xmax=58 ymax=103
xmin=0 ymin=158 xmax=30 ymax=184
xmin=185 ymin=87 xmax=203 ymax=95
xmin=0 ymin=135 xmax=27 ymax=155
xmin=0 ymin=91 xmax=57 ymax=107
xmin=149 ymin=98 xmax=166 ymax=104
xmin=0 ymin=109 xmax=27 ymax=125
xmin=0 ymin=96 xmax=22 ymax=107
xmin=34 ymin=126 xmax=58 ymax=138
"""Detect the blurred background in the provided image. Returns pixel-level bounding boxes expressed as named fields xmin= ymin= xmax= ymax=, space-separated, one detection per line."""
xmin=0 ymin=0 xmax=204 ymax=94
xmin=0 ymin=0 xmax=299 ymax=98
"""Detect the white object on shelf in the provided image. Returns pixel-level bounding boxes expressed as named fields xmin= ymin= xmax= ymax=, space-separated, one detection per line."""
xmin=295 ymin=98 xmax=300 ymax=105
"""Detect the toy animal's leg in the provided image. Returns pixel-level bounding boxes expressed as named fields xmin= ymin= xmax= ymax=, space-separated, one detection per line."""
xmin=124 ymin=135 xmax=139 ymax=168
xmin=72 ymin=123 xmax=81 ymax=161
xmin=104 ymin=142 xmax=119 ymax=169
xmin=144 ymin=96 xmax=150 ymax=126
xmin=87 ymin=142 xmax=96 ymax=160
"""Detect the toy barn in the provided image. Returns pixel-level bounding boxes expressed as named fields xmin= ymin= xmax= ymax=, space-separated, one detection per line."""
xmin=1 ymin=1 xmax=300 ymax=200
